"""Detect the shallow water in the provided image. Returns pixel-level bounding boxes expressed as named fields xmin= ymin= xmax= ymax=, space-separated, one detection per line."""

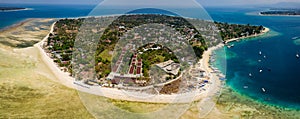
xmin=210 ymin=12 xmax=300 ymax=109
xmin=0 ymin=3 xmax=299 ymax=115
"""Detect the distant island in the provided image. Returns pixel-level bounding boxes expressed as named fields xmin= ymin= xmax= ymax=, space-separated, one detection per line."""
xmin=0 ymin=7 xmax=26 ymax=11
xmin=260 ymin=8 xmax=300 ymax=16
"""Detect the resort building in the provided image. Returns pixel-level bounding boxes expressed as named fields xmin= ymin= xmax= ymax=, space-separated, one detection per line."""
xmin=156 ymin=60 xmax=180 ymax=75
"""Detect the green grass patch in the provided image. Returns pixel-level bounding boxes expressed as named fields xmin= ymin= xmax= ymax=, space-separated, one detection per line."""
xmin=99 ymin=49 xmax=112 ymax=62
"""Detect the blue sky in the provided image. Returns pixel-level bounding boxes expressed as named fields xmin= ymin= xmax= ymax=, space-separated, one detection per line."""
xmin=200 ymin=0 xmax=299 ymax=6
xmin=0 ymin=0 xmax=299 ymax=6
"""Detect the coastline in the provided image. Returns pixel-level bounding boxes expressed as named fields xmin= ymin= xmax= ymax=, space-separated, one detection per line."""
xmin=258 ymin=12 xmax=300 ymax=17
xmin=248 ymin=12 xmax=300 ymax=17
xmin=1 ymin=9 xmax=299 ymax=118
xmin=224 ymin=27 xmax=270 ymax=44
xmin=34 ymin=21 xmax=75 ymax=89
xmin=35 ymin=17 xmax=270 ymax=103
xmin=0 ymin=18 xmax=34 ymax=33
xmin=35 ymin=19 xmax=225 ymax=103
xmin=199 ymin=25 xmax=271 ymax=98
xmin=209 ymin=26 xmax=270 ymax=76
xmin=0 ymin=8 xmax=32 ymax=12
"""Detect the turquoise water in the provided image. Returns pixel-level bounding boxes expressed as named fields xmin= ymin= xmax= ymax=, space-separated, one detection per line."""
xmin=294 ymin=38 xmax=300 ymax=45
xmin=0 ymin=4 xmax=299 ymax=109
xmin=209 ymin=8 xmax=300 ymax=109
xmin=0 ymin=4 xmax=96 ymax=29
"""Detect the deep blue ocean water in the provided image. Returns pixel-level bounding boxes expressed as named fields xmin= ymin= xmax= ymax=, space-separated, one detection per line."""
xmin=1 ymin=4 xmax=299 ymax=109
xmin=208 ymin=8 xmax=300 ymax=109
xmin=0 ymin=4 xmax=96 ymax=29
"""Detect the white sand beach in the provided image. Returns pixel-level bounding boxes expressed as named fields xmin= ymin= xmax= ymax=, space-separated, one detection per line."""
xmin=4 ymin=17 xmax=297 ymax=119
xmin=34 ymin=20 xmax=224 ymax=103
xmin=225 ymin=27 xmax=270 ymax=44
xmin=33 ymin=17 xmax=270 ymax=103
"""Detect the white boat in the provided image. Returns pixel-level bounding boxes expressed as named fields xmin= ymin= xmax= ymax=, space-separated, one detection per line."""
xmin=259 ymin=69 xmax=263 ymax=73
xmin=259 ymin=51 xmax=262 ymax=55
xmin=262 ymin=88 xmax=266 ymax=92
xmin=249 ymin=73 xmax=252 ymax=77
xmin=264 ymin=55 xmax=266 ymax=59
xmin=296 ymin=53 xmax=299 ymax=58
xmin=244 ymin=86 xmax=248 ymax=89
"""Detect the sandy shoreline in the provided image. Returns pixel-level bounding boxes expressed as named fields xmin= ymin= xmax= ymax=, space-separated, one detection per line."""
xmin=30 ymin=16 xmax=269 ymax=103
xmin=258 ymin=12 xmax=300 ymax=17
xmin=0 ymin=8 xmax=32 ymax=12
xmin=33 ymin=19 xmax=224 ymax=103
xmin=195 ymin=26 xmax=271 ymax=103
xmin=0 ymin=19 xmax=35 ymax=33
xmin=248 ymin=12 xmax=300 ymax=17
xmin=204 ymin=27 xmax=270 ymax=72
xmin=34 ymin=21 xmax=75 ymax=89
xmin=1 ymin=14 xmax=298 ymax=119
xmin=224 ymin=27 xmax=270 ymax=44
xmin=205 ymin=26 xmax=270 ymax=78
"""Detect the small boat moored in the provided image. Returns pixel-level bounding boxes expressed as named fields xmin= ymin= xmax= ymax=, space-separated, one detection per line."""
xmin=259 ymin=51 xmax=262 ymax=55
xmin=249 ymin=73 xmax=252 ymax=77
xmin=262 ymin=88 xmax=266 ymax=92
xmin=227 ymin=44 xmax=234 ymax=48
